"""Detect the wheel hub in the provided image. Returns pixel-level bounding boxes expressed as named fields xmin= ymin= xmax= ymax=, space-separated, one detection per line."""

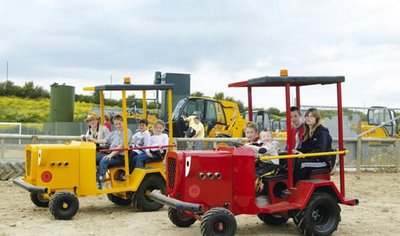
xmin=62 ymin=202 xmax=69 ymax=209
xmin=216 ymin=222 xmax=224 ymax=232
xmin=311 ymin=209 xmax=321 ymax=221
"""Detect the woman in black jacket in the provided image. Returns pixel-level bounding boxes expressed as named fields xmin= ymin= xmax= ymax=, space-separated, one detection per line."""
xmin=293 ymin=108 xmax=333 ymax=182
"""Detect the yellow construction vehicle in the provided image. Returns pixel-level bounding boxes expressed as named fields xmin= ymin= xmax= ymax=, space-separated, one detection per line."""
xmin=360 ymin=106 xmax=400 ymax=138
xmin=171 ymin=96 xmax=247 ymax=138
xmin=243 ymin=110 xmax=287 ymax=138
xmin=127 ymin=109 xmax=158 ymax=133
xmin=270 ymin=117 xmax=287 ymax=138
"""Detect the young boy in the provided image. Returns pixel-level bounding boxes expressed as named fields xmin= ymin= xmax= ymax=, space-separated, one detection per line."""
xmin=134 ymin=120 xmax=169 ymax=168
xmin=91 ymin=114 xmax=132 ymax=189
xmin=243 ymin=129 xmax=280 ymax=205
xmin=128 ymin=119 xmax=151 ymax=174
xmin=244 ymin=121 xmax=260 ymax=144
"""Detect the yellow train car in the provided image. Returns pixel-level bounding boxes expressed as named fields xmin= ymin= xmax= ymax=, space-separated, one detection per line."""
xmin=14 ymin=79 xmax=174 ymax=219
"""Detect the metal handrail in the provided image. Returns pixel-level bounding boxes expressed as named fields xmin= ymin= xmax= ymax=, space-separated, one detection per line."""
xmin=0 ymin=134 xmax=396 ymax=143
xmin=0 ymin=134 xmax=80 ymax=140
xmin=259 ymin=150 xmax=349 ymax=161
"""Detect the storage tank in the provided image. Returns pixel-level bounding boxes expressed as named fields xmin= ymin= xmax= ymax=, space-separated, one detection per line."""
xmin=49 ymin=83 xmax=75 ymax=122
xmin=156 ymin=72 xmax=190 ymax=120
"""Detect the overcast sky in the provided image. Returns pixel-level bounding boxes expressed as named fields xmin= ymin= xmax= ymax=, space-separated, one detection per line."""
xmin=1 ymin=0 xmax=399 ymax=110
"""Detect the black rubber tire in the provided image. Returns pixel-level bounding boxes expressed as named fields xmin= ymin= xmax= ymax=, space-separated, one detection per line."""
xmin=257 ymin=213 xmax=289 ymax=225
xmin=296 ymin=192 xmax=341 ymax=236
xmin=200 ymin=208 xmax=237 ymax=236
xmin=30 ymin=192 xmax=49 ymax=208
xmin=168 ymin=207 xmax=197 ymax=227
xmin=107 ymin=193 xmax=132 ymax=206
xmin=133 ymin=175 xmax=166 ymax=211
xmin=49 ymin=192 xmax=79 ymax=220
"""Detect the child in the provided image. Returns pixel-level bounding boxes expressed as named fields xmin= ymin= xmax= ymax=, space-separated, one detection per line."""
xmin=81 ymin=112 xmax=110 ymax=150
xmin=244 ymin=121 xmax=260 ymax=144
xmin=243 ymin=129 xmax=280 ymax=205
xmin=128 ymin=119 xmax=151 ymax=173
xmin=254 ymin=130 xmax=279 ymax=164
xmin=134 ymin=120 xmax=169 ymax=168
xmin=104 ymin=113 xmax=112 ymax=132
xmin=91 ymin=114 xmax=132 ymax=189
xmin=244 ymin=129 xmax=279 ymax=173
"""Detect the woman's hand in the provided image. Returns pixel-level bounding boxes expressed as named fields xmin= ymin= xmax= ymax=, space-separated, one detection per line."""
xmin=292 ymin=150 xmax=302 ymax=154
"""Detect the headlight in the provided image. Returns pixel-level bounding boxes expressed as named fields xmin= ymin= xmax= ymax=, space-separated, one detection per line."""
xmin=38 ymin=150 xmax=42 ymax=166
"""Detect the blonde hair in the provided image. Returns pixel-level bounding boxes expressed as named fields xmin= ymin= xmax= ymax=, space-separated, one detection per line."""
xmin=245 ymin=121 xmax=258 ymax=133
xmin=303 ymin=108 xmax=321 ymax=141
xmin=154 ymin=119 xmax=166 ymax=128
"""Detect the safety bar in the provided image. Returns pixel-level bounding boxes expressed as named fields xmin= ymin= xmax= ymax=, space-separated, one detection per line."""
xmin=259 ymin=150 xmax=349 ymax=162
xmin=99 ymin=144 xmax=176 ymax=153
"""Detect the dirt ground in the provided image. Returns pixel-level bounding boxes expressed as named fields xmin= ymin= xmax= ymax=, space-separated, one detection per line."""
xmin=0 ymin=172 xmax=399 ymax=236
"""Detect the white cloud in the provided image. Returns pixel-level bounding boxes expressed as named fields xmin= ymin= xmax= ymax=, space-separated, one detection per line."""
xmin=1 ymin=0 xmax=400 ymax=111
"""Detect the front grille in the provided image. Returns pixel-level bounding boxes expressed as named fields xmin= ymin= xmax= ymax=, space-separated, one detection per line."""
xmin=167 ymin=157 xmax=177 ymax=191
xmin=26 ymin=150 xmax=31 ymax=176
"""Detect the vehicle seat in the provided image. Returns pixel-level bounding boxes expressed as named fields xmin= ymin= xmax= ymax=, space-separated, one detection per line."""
xmin=145 ymin=156 xmax=163 ymax=163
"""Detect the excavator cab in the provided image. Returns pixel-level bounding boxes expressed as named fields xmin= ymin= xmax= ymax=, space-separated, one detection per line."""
xmin=367 ymin=106 xmax=398 ymax=137
xmin=171 ymin=96 xmax=246 ymax=138
xmin=243 ymin=110 xmax=271 ymax=132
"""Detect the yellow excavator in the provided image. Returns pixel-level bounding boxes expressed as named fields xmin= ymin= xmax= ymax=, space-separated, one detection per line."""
xmin=171 ymin=96 xmax=247 ymax=138
xmin=243 ymin=110 xmax=287 ymax=138
xmin=360 ymin=106 xmax=400 ymax=138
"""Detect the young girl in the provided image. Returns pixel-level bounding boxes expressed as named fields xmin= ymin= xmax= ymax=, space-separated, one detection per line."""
xmin=81 ymin=113 xmax=110 ymax=150
xmin=134 ymin=120 xmax=169 ymax=168
xmin=294 ymin=108 xmax=333 ymax=181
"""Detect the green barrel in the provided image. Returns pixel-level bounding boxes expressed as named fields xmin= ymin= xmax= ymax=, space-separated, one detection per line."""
xmin=49 ymin=84 xmax=75 ymax=122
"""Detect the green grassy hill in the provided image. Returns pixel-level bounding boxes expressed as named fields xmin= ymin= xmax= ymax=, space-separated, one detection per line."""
xmin=0 ymin=96 xmax=94 ymax=122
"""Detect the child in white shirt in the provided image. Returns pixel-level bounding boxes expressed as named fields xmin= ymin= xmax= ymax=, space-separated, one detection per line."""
xmin=128 ymin=119 xmax=151 ymax=174
xmin=134 ymin=120 xmax=169 ymax=168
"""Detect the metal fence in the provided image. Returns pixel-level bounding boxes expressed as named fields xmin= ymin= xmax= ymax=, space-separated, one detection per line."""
xmin=1 ymin=134 xmax=399 ymax=172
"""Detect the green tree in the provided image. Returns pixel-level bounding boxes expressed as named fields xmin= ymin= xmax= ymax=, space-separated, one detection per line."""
xmin=148 ymin=101 xmax=158 ymax=109
xmin=267 ymin=107 xmax=281 ymax=117
xmin=191 ymin=91 xmax=204 ymax=97
xmin=93 ymin=91 xmax=100 ymax=104
xmin=126 ymin=94 xmax=136 ymax=107
xmin=213 ymin=92 xmax=225 ymax=100
xmin=1 ymin=81 xmax=19 ymax=96
xmin=75 ymin=94 xmax=94 ymax=103
xmin=20 ymin=82 xmax=34 ymax=97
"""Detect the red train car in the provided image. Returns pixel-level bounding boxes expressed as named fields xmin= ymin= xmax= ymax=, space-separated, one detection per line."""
xmin=151 ymin=71 xmax=358 ymax=236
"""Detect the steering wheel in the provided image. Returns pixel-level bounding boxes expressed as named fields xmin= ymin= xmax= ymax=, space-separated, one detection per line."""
xmin=230 ymin=141 xmax=244 ymax=148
